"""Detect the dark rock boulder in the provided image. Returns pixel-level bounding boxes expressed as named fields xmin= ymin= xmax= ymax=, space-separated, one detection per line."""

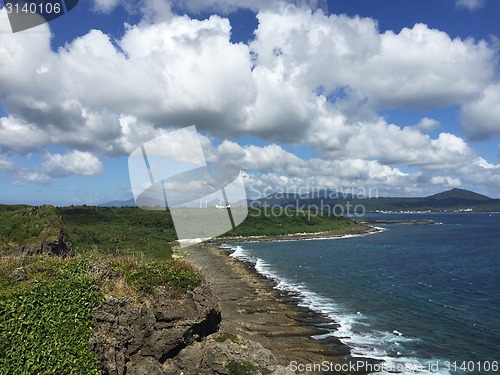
xmin=127 ymin=355 xmax=165 ymax=375
xmin=91 ymin=283 xmax=221 ymax=375
xmin=164 ymin=332 xmax=295 ymax=375
xmin=17 ymin=228 xmax=74 ymax=257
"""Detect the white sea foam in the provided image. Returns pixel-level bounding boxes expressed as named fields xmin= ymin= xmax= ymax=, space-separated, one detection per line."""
xmin=224 ymin=242 xmax=452 ymax=375
xmin=228 ymin=245 xmax=248 ymax=259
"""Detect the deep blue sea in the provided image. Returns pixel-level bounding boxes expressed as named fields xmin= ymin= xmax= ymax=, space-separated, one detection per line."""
xmin=226 ymin=213 xmax=500 ymax=374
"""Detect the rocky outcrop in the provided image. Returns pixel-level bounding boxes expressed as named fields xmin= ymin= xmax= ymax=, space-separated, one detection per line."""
xmin=17 ymin=228 xmax=74 ymax=257
xmin=164 ymin=332 xmax=295 ymax=375
xmin=1 ymin=205 xmax=75 ymax=257
xmin=90 ymin=283 xmax=221 ymax=375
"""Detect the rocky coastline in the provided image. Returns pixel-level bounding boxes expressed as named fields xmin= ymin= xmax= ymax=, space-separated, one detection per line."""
xmin=90 ymin=268 xmax=302 ymax=375
xmin=89 ymin=225 xmax=382 ymax=374
xmin=180 ymin=227 xmax=382 ymax=374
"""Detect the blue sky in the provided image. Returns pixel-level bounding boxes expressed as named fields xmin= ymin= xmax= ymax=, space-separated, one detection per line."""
xmin=0 ymin=0 xmax=500 ymax=205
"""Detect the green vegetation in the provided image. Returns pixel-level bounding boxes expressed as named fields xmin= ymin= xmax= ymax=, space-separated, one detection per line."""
xmin=0 ymin=204 xmax=30 ymax=213
xmin=215 ymin=332 xmax=242 ymax=345
xmin=103 ymin=256 xmax=203 ymax=295
xmin=221 ymin=208 xmax=355 ymax=237
xmin=0 ymin=257 xmax=101 ymax=375
xmin=60 ymin=206 xmax=177 ymax=258
xmin=0 ymin=204 xmax=204 ymax=375
xmin=226 ymin=360 xmax=257 ymax=375
xmin=0 ymin=205 xmax=62 ymax=255
xmin=59 ymin=205 xmax=357 ymax=253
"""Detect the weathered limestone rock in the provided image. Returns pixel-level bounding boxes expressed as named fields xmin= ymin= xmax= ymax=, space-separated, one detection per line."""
xmin=163 ymin=332 xmax=295 ymax=375
xmin=90 ymin=283 xmax=221 ymax=375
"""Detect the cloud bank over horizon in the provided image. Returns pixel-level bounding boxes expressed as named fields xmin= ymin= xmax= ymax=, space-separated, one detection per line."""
xmin=0 ymin=0 xmax=499 ymax=203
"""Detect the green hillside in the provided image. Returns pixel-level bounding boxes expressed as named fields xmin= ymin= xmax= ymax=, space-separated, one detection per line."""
xmin=0 ymin=204 xmax=203 ymax=375
xmin=358 ymin=188 xmax=498 ymax=212
xmin=59 ymin=206 xmax=176 ymax=259
xmin=1 ymin=204 xmax=360 ymax=259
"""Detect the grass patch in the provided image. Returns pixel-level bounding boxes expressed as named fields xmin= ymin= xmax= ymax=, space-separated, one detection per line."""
xmin=59 ymin=206 xmax=177 ymax=259
xmin=214 ymin=332 xmax=241 ymax=345
xmin=0 ymin=257 xmax=102 ymax=375
xmin=226 ymin=360 xmax=257 ymax=375
xmin=0 ymin=256 xmax=69 ymax=297
xmin=95 ymin=255 xmax=204 ymax=296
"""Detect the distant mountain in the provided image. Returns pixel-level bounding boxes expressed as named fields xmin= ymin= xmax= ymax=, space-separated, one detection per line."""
xmin=426 ymin=188 xmax=491 ymax=201
xmin=340 ymin=188 xmax=500 ymax=212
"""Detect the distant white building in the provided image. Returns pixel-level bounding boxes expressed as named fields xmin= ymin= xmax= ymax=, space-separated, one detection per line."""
xmin=216 ymin=201 xmax=230 ymax=209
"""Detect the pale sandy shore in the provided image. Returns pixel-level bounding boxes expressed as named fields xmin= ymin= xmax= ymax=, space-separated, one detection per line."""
xmin=181 ymin=228 xmax=380 ymax=374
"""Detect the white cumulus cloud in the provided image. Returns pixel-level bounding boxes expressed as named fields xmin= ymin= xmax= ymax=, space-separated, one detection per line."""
xmin=461 ymin=84 xmax=500 ymax=140
xmin=42 ymin=151 xmax=104 ymax=177
xmin=0 ymin=3 xmax=499 ymax=195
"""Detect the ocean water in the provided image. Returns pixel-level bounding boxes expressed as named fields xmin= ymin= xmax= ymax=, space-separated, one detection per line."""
xmin=226 ymin=213 xmax=500 ymax=374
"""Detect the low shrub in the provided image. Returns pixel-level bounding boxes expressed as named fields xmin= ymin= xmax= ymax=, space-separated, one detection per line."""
xmin=0 ymin=258 xmax=102 ymax=375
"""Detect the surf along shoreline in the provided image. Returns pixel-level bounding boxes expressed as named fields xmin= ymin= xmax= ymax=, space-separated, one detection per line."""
xmin=181 ymin=224 xmax=382 ymax=374
xmin=205 ymin=223 xmax=382 ymax=244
